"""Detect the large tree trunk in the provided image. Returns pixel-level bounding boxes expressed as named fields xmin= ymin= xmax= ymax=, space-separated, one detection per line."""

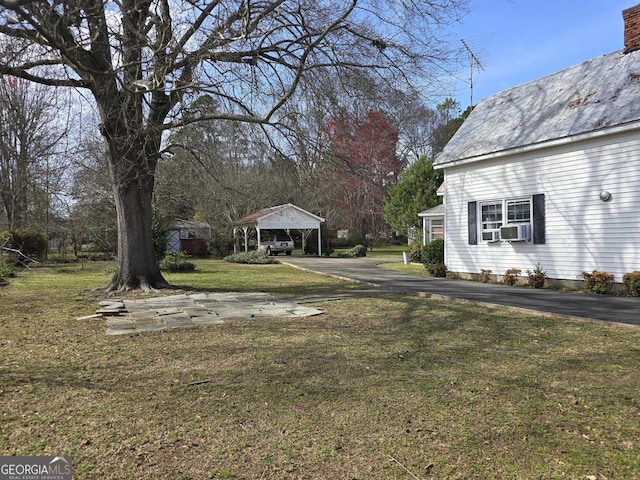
xmin=105 ymin=135 xmax=171 ymax=293
xmin=107 ymin=180 xmax=170 ymax=292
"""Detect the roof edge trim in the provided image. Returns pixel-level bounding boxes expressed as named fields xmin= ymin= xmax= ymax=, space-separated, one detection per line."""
xmin=434 ymin=119 xmax=640 ymax=169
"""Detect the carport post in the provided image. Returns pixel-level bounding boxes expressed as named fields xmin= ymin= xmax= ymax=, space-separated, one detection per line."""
xmin=242 ymin=226 xmax=249 ymax=252
xmin=317 ymin=228 xmax=322 ymax=256
xmin=233 ymin=227 xmax=237 ymax=254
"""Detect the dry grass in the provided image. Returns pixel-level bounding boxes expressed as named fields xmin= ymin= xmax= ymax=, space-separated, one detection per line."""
xmin=1 ymin=260 xmax=639 ymax=479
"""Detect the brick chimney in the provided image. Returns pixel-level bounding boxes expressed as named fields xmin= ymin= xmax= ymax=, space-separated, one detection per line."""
xmin=623 ymin=3 xmax=640 ymax=53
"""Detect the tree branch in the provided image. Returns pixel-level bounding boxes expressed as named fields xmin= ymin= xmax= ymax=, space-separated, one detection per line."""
xmin=0 ymin=64 xmax=86 ymax=87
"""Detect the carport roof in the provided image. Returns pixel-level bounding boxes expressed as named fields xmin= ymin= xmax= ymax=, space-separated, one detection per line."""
xmin=232 ymin=203 xmax=325 ymax=228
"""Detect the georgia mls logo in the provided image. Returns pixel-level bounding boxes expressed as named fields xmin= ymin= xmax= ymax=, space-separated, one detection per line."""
xmin=0 ymin=456 xmax=72 ymax=480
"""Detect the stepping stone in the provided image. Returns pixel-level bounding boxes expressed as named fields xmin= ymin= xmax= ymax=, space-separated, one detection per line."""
xmin=162 ymin=313 xmax=194 ymax=328
xmin=99 ymin=300 xmax=125 ymax=309
xmin=136 ymin=323 xmax=167 ymax=332
xmin=182 ymin=307 xmax=212 ymax=318
xmin=154 ymin=307 xmax=182 ymax=316
xmin=188 ymin=293 xmax=212 ymax=300
xmin=128 ymin=310 xmax=159 ymax=320
xmin=134 ymin=318 xmax=166 ymax=329
xmin=96 ymin=308 xmax=126 ymax=316
xmin=105 ymin=317 xmax=135 ymax=328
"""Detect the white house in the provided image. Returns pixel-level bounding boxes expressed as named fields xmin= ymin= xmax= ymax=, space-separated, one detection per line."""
xmin=434 ymin=4 xmax=640 ymax=284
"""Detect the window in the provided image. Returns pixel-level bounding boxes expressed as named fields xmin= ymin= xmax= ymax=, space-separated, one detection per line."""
xmin=425 ymin=218 xmax=443 ymax=242
xmin=468 ymin=194 xmax=545 ymax=245
xmin=506 ymin=199 xmax=531 ymax=224
xmin=479 ymin=198 xmax=532 ymax=242
xmin=481 ymin=202 xmax=502 ymax=241
xmin=431 ymin=218 xmax=443 ymax=240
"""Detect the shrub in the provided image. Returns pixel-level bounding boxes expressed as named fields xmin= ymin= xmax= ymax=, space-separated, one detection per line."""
xmin=479 ymin=269 xmax=492 ymax=283
xmin=303 ymin=242 xmax=318 ymax=255
xmin=423 ymin=238 xmax=444 ymax=266
xmin=223 ymin=251 xmax=280 ymax=264
xmin=2 ymin=228 xmax=48 ymax=261
xmin=426 ymin=263 xmax=447 ymax=277
xmin=408 ymin=243 xmax=425 ymax=263
xmin=208 ymin=235 xmax=234 ymax=259
xmin=152 ymin=210 xmax=168 ymax=261
xmin=160 ymin=252 xmax=196 ymax=272
xmin=527 ymin=263 xmax=548 ymax=289
xmin=622 ymin=271 xmax=640 ymax=297
xmin=579 ymin=270 xmax=614 ymax=294
xmin=337 ymin=245 xmax=367 ymax=258
xmin=502 ymin=268 xmax=521 ymax=286
xmin=0 ymin=263 xmax=16 ymax=279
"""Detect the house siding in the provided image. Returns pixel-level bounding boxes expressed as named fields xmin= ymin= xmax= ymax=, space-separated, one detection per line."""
xmin=443 ymin=129 xmax=640 ymax=282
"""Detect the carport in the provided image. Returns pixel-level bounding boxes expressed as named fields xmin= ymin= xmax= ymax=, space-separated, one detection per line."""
xmin=232 ymin=204 xmax=325 ymax=256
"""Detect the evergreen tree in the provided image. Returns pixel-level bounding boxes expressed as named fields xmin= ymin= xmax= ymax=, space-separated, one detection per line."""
xmin=384 ymin=156 xmax=442 ymax=233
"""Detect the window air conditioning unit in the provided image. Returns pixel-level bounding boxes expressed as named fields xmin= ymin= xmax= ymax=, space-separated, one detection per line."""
xmin=485 ymin=231 xmax=500 ymax=243
xmin=500 ymin=224 xmax=531 ymax=242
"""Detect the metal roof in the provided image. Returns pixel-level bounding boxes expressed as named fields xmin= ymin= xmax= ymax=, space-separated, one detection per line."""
xmin=232 ymin=203 xmax=325 ymax=227
xmin=168 ymin=219 xmax=211 ymax=239
xmin=435 ymin=49 xmax=640 ymax=167
xmin=169 ymin=219 xmax=211 ymax=230
xmin=232 ymin=205 xmax=285 ymax=226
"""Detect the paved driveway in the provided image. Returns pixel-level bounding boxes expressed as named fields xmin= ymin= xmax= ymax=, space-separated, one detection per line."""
xmin=282 ymin=256 xmax=640 ymax=327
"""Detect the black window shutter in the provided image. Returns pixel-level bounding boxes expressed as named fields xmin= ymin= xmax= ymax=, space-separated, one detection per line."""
xmin=468 ymin=201 xmax=477 ymax=245
xmin=532 ymin=194 xmax=545 ymax=244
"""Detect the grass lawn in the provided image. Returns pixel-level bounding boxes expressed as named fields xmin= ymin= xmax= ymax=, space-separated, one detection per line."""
xmin=1 ymin=259 xmax=639 ymax=479
xmin=380 ymin=261 xmax=431 ymax=277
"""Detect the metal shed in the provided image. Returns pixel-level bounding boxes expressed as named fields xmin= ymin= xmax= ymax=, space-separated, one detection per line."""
xmin=166 ymin=219 xmax=212 ymax=255
xmin=232 ymin=204 xmax=325 ymax=256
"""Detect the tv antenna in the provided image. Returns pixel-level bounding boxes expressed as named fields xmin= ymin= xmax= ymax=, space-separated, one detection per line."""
xmin=461 ymin=37 xmax=488 ymax=106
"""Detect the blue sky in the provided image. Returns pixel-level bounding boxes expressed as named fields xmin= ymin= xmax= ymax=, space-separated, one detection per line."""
xmin=447 ymin=0 xmax=634 ymax=108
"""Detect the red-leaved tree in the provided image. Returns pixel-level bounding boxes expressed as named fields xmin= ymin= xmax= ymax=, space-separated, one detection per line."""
xmin=320 ymin=110 xmax=404 ymax=243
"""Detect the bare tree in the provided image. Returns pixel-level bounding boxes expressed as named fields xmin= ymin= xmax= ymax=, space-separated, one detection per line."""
xmin=0 ymin=77 xmax=63 ymax=231
xmin=69 ymin=136 xmax=117 ymax=256
xmin=155 ymin=96 xmax=300 ymax=235
xmin=0 ymin=0 xmax=468 ymax=291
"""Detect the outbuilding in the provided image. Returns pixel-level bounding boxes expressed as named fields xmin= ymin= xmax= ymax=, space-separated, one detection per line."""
xmin=418 ymin=204 xmax=444 ymax=245
xmin=166 ymin=219 xmax=212 ymax=255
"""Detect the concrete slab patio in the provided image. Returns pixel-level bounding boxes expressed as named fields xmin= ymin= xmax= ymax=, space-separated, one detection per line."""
xmin=96 ymin=292 xmax=324 ymax=335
